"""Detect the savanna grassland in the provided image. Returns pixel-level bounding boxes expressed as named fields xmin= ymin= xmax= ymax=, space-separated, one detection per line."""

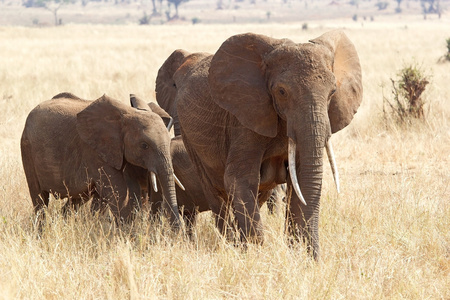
xmin=1 ymin=17 xmax=449 ymax=299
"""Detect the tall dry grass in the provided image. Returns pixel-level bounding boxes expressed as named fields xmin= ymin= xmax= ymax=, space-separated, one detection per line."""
xmin=1 ymin=18 xmax=449 ymax=299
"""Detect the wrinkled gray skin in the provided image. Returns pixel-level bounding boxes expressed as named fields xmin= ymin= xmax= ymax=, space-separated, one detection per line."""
xmin=148 ymin=136 xmax=287 ymax=237
xmin=153 ymin=77 xmax=286 ymax=235
xmin=21 ymin=93 xmax=180 ymax=226
xmin=148 ymin=136 xmax=209 ymax=234
xmin=160 ymin=30 xmax=362 ymax=259
xmin=156 ymin=50 xmax=211 ymax=137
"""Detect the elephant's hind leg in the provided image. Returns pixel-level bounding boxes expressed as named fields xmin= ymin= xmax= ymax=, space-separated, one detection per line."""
xmin=21 ymin=137 xmax=49 ymax=214
xmin=94 ymin=167 xmax=132 ymax=223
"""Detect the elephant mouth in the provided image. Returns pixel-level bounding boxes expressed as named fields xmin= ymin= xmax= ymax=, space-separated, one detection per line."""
xmin=287 ymin=137 xmax=340 ymax=205
xmin=150 ymin=171 xmax=185 ymax=193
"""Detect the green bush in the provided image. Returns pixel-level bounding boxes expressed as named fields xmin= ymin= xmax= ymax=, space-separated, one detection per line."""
xmin=384 ymin=64 xmax=430 ymax=123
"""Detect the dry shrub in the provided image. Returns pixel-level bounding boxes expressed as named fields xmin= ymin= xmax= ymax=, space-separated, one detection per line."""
xmin=384 ymin=63 xmax=430 ymax=124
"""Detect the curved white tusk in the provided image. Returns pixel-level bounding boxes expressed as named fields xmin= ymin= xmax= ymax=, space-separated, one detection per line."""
xmin=288 ymin=138 xmax=307 ymax=206
xmin=325 ymin=139 xmax=340 ymax=194
xmin=151 ymin=172 xmax=158 ymax=193
xmin=174 ymin=174 xmax=185 ymax=191
xmin=166 ymin=117 xmax=174 ymax=132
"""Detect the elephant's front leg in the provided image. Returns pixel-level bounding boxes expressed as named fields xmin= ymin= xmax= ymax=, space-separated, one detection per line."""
xmin=123 ymin=163 xmax=147 ymax=210
xmin=95 ymin=166 xmax=134 ymax=222
xmin=224 ymin=150 xmax=265 ymax=244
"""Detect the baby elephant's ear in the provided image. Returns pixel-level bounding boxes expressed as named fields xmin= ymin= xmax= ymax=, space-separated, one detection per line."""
xmin=130 ymin=94 xmax=149 ymax=110
xmin=129 ymin=94 xmax=173 ymax=131
xmin=310 ymin=30 xmax=363 ymax=133
xmin=77 ymin=95 xmax=125 ymax=170
xmin=148 ymin=102 xmax=173 ymax=131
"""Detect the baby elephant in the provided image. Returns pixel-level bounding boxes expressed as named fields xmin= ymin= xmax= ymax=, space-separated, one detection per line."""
xmin=21 ymin=92 xmax=180 ymax=225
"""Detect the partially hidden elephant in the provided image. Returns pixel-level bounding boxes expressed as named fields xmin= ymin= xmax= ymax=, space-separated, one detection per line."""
xmin=147 ymin=135 xmax=286 ymax=237
xmin=158 ymin=30 xmax=362 ymax=258
xmin=147 ymin=136 xmax=209 ymax=234
xmin=155 ymin=50 xmax=211 ymax=136
xmin=21 ymin=92 xmax=181 ymax=226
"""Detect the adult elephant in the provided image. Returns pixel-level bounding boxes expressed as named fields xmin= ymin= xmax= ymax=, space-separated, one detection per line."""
xmin=21 ymin=93 xmax=181 ymax=226
xmin=155 ymin=50 xmax=211 ymax=136
xmin=155 ymin=77 xmax=287 ymax=236
xmin=165 ymin=30 xmax=363 ymax=258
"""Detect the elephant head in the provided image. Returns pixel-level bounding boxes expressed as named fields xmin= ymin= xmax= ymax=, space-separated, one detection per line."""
xmin=156 ymin=50 xmax=212 ymax=136
xmin=208 ymin=30 xmax=362 ymax=257
xmin=76 ymin=95 xmax=180 ymax=224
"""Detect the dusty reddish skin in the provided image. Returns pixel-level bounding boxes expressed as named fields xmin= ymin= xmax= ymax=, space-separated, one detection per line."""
xmin=157 ymin=30 xmax=362 ymax=258
xmin=21 ymin=93 xmax=180 ymax=226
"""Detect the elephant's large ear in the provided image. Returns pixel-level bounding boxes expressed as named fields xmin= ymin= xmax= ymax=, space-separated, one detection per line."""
xmin=209 ymin=33 xmax=290 ymax=138
xmin=148 ymin=102 xmax=171 ymax=120
xmin=130 ymin=94 xmax=173 ymax=130
xmin=148 ymin=102 xmax=173 ymax=130
xmin=310 ymin=30 xmax=363 ymax=133
xmin=130 ymin=93 xmax=149 ymax=110
xmin=77 ymin=95 xmax=125 ymax=170
xmin=155 ymin=49 xmax=190 ymax=114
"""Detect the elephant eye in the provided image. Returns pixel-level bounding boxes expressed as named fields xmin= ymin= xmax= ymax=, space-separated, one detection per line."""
xmin=278 ymin=87 xmax=287 ymax=97
xmin=329 ymin=88 xmax=337 ymax=98
xmin=141 ymin=142 xmax=149 ymax=150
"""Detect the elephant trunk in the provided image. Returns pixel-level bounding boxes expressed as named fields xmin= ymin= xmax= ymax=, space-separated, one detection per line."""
xmin=151 ymin=151 xmax=181 ymax=229
xmin=287 ymin=106 xmax=328 ymax=260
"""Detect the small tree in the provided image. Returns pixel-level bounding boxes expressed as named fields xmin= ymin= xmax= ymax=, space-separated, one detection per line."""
xmin=151 ymin=0 xmax=158 ymax=15
xmin=23 ymin=0 xmax=71 ymax=26
xmin=167 ymin=0 xmax=188 ymax=19
xmin=395 ymin=0 xmax=402 ymax=13
xmin=421 ymin=0 xmax=442 ymax=18
xmin=384 ymin=64 xmax=430 ymax=123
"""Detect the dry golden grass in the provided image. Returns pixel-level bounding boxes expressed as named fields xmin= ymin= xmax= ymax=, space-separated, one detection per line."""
xmin=1 ymin=18 xmax=449 ymax=299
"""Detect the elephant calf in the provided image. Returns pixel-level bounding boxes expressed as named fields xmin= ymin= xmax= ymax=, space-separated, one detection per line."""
xmin=21 ymin=92 xmax=180 ymax=225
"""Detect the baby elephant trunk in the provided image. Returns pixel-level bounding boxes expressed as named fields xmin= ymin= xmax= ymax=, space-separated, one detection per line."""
xmin=151 ymin=159 xmax=181 ymax=229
